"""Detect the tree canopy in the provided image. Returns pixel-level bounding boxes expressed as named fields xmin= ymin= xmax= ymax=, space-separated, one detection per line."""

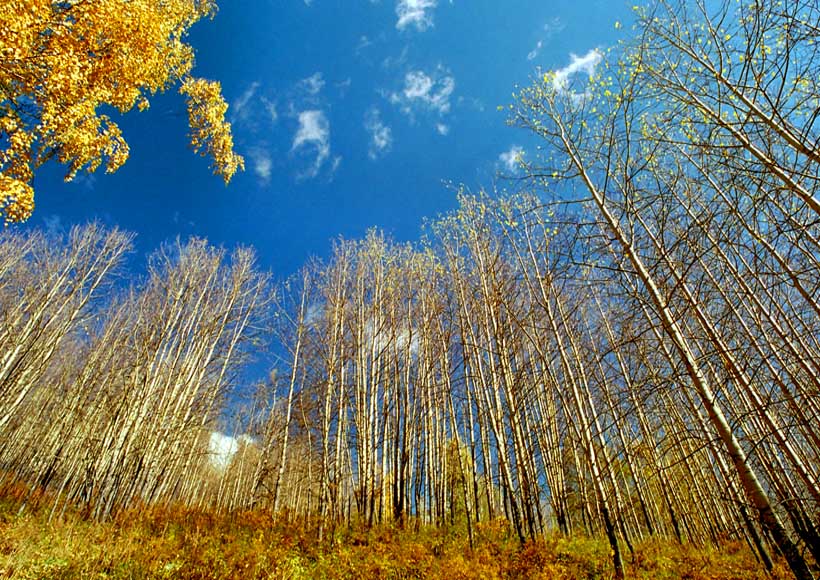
xmin=0 ymin=0 xmax=243 ymax=223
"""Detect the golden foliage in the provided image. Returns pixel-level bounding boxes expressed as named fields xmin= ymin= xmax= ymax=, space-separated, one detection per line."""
xmin=181 ymin=78 xmax=244 ymax=184
xmin=0 ymin=0 xmax=242 ymax=223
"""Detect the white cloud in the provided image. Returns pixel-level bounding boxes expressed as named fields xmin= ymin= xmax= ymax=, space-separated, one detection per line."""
xmin=552 ymin=49 xmax=602 ymax=93
xmin=527 ymin=40 xmax=543 ymax=61
xmin=436 ymin=123 xmax=449 ymax=135
xmin=499 ymin=145 xmax=525 ymax=173
xmin=43 ymin=214 xmax=63 ymax=234
xmin=262 ymin=97 xmax=278 ymax=123
xmin=231 ymin=82 xmax=278 ymax=183
xmin=390 ymin=68 xmax=455 ymax=118
xmin=397 ymin=327 xmax=419 ymax=358
xmin=232 ymin=82 xmax=260 ymax=123
xmin=335 ymin=78 xmax=352 ymax=98
xmin=364 ymin=318 xmax=418 ymax=359
xmin=232 ymin=82 xmax=277 ymax=130
xmin=305 ymin=302 xmax=325 ymax=327
xmin=249 ymin=147 xmax=273 ymax=182
xmin=330 ymin=155 xmax=342 ymax=175
xmin=458 ymin=96 xmax=485 ymax=112
xmin=403 ymin=71 xmax=434 ymax=99
xmin=382 ymin=45 xmax=410 ymax=70
xmin=527 ymin=17 xmax=566 ymax=63
xmin=68 ymin=171 xmax=97 ymax=191
xmin=365 ymin=108 xmax=393 ymax=160
xmin=209 ymin=432 xmax=255 ymax=471
xmin=209 ymin=432 xmax=238 ymax=470
xmin=172 ymin=211 xmax=195 ymax=228
xmin=292 ymin=110 xmax=331 ymax=178
xmin=543 ymin=16 xmax=565 ymax=37
xmin=396 ymin=0 xmax=437 ymax=31
xmin=356 ymin=35 xmax=373 ymax=55
xmin=298 ymin=72 xmax=325 ymax=97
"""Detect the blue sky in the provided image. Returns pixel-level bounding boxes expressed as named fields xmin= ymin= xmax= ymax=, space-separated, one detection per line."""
xmin=30 ymin=0 xmax=632 ymax=278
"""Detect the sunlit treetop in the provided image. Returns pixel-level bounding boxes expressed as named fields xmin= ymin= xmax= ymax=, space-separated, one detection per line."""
xmin=511 ymin=0 xmax=820 ymax=218
xmin=0 ymin=0 xmax=244 ymax=224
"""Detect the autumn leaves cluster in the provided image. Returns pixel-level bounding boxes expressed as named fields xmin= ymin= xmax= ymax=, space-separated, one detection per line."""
xmin=0 ymin=0 xmax=241 ymax=223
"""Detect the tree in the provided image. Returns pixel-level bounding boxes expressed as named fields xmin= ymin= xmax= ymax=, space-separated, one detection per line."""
xmin=510 ymin=1 xmax=819 ymax=577
xmin=0 ymin=224 xmax=132 ymax=437
xmin=0 ymin=0 xmax=244 ymax=224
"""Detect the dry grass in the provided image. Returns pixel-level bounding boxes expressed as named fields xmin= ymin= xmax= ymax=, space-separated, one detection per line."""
xmin=0 ymin=488 xmax=793 ymax=579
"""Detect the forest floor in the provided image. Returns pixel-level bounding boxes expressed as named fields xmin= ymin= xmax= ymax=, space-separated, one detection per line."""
xmin=0 ymin=485 xmax=796 ymax=579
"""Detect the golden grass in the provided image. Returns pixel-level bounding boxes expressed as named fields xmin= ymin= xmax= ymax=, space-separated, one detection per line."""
xmin=0 ymin=489 xmax=793 ymax=579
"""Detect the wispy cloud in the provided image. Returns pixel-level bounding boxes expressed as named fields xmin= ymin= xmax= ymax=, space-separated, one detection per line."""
xmin=527 ymin=41 xmax=543 ymax=61
xmin=248 ymin=147 xmax=273 ymax=182
xmin=382 ymin=45 xmax=410 ymax=70
xmin=356 ymin=35 xmax=374 ymax=55
xmin=292 ymin=110 xmax=332 ymax=179
xmin=499 ymin=145 xmax=525 ymax=173
xmin=232 ymin=81 xmax=277 ymax=130
xmin=543 ymin=16 xmax=565 ymax=38
xmin=233 ymin=82 xmax=260 ymax=123
xmin=396 ymin=0 xmax=437 ymax=31
xmin=171 ymin=211 xmax=195 ymax=228
xmin=231 ymin=82 xmax=279 ymax=183
xmin=364 ymin=108 xmax=393 ymax=160
xmin=552 ymin=49 xmax=602 ymax=92
xmin=330 ymin=155 xmax=342 ymax=176
xmin=262 ymin=99 xmax=278 ymax=123
xmin=550 ymin=49 xmax=602 ymax=107
xmin=526 ymin=17 xmax=566 ymax=62
xmin=436 ymin=123 xmax=449 ymax=135
xmin=335 ymin=78 xmax=352 ymax=97
xmin=68 ymin=171 xmax=97 ymax=192
xmin=390 ymin=67 xmax=455 ymax=119
xmin=43 ymin=214 xmax=63 ymax=235
xmin=297 ymin=72 xmax=325 ymax=97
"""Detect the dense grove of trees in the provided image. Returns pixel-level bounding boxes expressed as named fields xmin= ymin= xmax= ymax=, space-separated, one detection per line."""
xmin=1 ymin=1 xmax=818 ymax=579
xmin=0 ymin=228 xmax=268 ymax=520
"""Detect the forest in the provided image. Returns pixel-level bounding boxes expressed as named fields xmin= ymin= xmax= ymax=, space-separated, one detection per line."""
xmin=1 ymin=0 xmax=820 ymax=578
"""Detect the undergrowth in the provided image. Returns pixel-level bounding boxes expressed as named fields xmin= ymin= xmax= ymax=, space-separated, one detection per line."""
xmin=0 ymin=486 xmax=793 ymax=579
